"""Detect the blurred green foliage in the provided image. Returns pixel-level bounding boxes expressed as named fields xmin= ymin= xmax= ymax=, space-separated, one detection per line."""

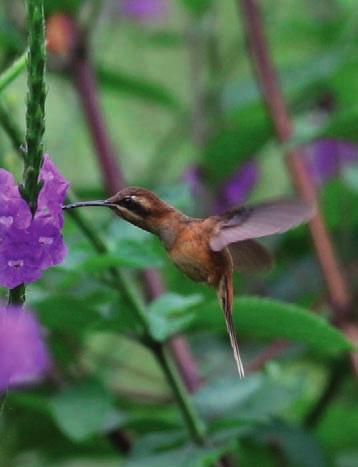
xmin=1 ymin=0 xmax=358 ymax=466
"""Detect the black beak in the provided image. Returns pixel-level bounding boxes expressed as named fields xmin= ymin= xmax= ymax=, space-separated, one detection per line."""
xmin=62 ymin=200 xmax=115 ymax=210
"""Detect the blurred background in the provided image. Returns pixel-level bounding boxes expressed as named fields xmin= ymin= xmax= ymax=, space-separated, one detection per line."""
xmin=0 ymin=0 xmax=358 ymax=466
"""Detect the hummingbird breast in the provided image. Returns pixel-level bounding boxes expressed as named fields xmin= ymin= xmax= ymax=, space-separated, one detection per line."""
xmin=167 ymin=218 xmax=231 ymax=287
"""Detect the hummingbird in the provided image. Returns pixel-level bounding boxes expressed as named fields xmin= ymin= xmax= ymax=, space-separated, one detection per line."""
xmin=64 ymin=187 xmax=314 ymax=377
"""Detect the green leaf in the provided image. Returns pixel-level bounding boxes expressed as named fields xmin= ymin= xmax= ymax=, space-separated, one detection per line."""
xmin=75 ymin=241 xmax=163 ymax=273
xmin=147 ymin=292 xmax=203 ymax=316
xmin=180 ymin=0 xmax=214 ymax=16
xmin=194 ymin=373 xmax=301 ymax=421
xmin=320 ymin=106 xmax=358 ymax=142
xmin=147 ymin=292 xmax=203 ymax=341
xmin=48 ymin=380 xmax=123 ymax=442
xmin=317 ymin=404 xmax=358 ymax=452
xmin=97 ymin=66 xmax=181 ymax=111
xmin=34 ymin=296 xmax=102 ymax=334
xmin=125 ymin=444 xmax=224 ymax=467
xmin=188 ymin=297 xmax=353 ymax=356
xmin=255 ymin=420 xmax=326 ymax=467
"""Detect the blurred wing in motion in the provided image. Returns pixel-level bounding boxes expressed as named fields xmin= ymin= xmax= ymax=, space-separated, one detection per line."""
xmin=210 ymin=198 xmax=315 ymax=252
xmin=228 ymin=239 xmax=274 ymax=274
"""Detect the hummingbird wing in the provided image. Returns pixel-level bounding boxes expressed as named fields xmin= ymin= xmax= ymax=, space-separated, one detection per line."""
xmin=210 ymin=198 xmax=315 ymax=252
xmin=228 ymin=239 xmax=274 ymax=273
xmin=217 ymin=272 xmax=245 ymax=378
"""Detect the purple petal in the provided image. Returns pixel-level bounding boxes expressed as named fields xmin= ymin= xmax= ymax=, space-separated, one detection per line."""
xmin=215 ymin=160 xmax=258 ymax=213
xmin=121 ymin=0 xmax=168 ymax=21
xmin=0 ymin=169 xmax=19 ymax=200
xmin=0 ymin=305 xmax=50 ymax=392
xmin=30 ymin=219 xmax=67 ymax=269
xmin=39 ymin=153 xmax=70 ymax=205
xmin=304 ymin=139 xmax=358 ymax=186
xmin=0 ymin=229 xmax=43 ymax=288
xmin=36 ymin=154 xmax=69 ymax=228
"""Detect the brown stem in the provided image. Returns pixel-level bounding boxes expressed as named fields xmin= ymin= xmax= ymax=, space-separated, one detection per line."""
xmin=67 ymin=19 xmax=201 ymax=392
xmin=246 ymin=340 xmax=288 ymax=373
xmin=237 ymin=0 xmax=351 ymax=323
xmin=70 ymin=42 xmax=124 ymax=193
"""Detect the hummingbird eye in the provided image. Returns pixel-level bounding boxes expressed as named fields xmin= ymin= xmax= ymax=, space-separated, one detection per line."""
xmin=120 ymin=196 xmax=136 ymax=209
xmin=118 ymin=195 xmax=150 ymax=217
xmin=118 ymin=196 xmax=143 ymax=211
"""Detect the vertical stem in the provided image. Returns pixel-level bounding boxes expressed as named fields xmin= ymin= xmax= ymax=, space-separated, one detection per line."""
xmin=22 ymin=0 xmax=46 ymax=213
xmin=68 ymin=21 xmax=124 ymax=194
xmin=154 ymin=344 xmax=207 ymax=445
xmin=237 ymin=0 xmax=351 ymax=322
xmin=8 ymin=0 xmax=46 ymax=306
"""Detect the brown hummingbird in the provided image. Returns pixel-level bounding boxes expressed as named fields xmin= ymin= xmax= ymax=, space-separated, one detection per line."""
xmin=64 ymin=187 xmax=315 ymax=377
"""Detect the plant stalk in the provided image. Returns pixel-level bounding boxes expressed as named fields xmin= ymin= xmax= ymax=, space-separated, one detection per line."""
xmin=8 ymin=0 xmax=46 ymax=306
xmin=237 ymin=0 xmax=351 ymax=323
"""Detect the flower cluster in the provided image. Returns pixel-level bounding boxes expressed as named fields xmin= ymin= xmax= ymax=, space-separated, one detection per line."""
xmin=0 ymin=305 xmax=50 ymax=392
xmin=0 ymin=154 xmax=69 ymax=289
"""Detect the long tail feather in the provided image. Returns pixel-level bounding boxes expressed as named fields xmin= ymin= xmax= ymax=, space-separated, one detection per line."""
xmin=217 ymin=274 xmax=245 ymax=378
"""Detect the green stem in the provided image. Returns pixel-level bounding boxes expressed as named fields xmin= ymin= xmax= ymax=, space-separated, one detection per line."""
xmin=154 ymin=344 xmax=207 ymax=445
xmin=22 ymin=0 xmax=46 ymax=214
xmin=7 ymin=0 xmax=46 ymax=306
xmin=8 ymin=285 xmax=26 ymax=306
xmin=0 ymin=103 xmax=24 ymax=154
xmin=0 ymin=51 xmax=27 ymax=94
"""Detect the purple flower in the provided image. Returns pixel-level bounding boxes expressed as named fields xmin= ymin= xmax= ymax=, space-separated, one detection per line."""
xmin=30 ymin=219 xmax=67 ymax=269
xmin=0 ymin=197 xmax=32 ymax=243
xmin=0 ymin=305 xmax=50 ymax=392
xmin=0 ymin=154 xmax=69 ymax=289
xmin=215 ymin=160 xmax=258 ymax=213
xmin=0 ymin=169 xmax=19 ymax=200
xmin=0 ymin=170 xmax=32 ymax=242
xmin=39 ymin=154 xmax=69 ymax=205
xmin=121 ymin=0 xmax=168 ymax=21
xmin=36 ymin=153 xmax=69 ymax=228
xmin=0 ymin=229 xmax=44 ymax=288
xmin=304 ymin=139 xmax=358 ymax=186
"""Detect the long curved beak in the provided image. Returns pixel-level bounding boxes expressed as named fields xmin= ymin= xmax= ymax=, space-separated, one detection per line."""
xmin=62 ymin=200 xmax=115 ymax=210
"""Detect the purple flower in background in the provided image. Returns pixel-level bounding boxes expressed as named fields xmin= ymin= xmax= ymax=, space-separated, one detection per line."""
xmin=0 ymin=305 xmax=50 ymax=392
xmin=215 ymin=160 xmax=259 ymax=213
xmin=121 ymin=0 xmax=168 ymax=21
xmin=182 ymin=165 xmax=204 ymax=199
xmin=0 ymin=154 xmax=69 ymax=289
xmin=304 ymin=139 xmax=358 ymax=186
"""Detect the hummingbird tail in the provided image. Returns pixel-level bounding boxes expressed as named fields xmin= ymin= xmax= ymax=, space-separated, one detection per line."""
xmin=217 ymin=273 xmax=245 ymax=378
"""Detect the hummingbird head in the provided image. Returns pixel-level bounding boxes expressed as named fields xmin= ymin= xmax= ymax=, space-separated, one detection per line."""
xmin=63 ymin=186 xmax=175 ymax=233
